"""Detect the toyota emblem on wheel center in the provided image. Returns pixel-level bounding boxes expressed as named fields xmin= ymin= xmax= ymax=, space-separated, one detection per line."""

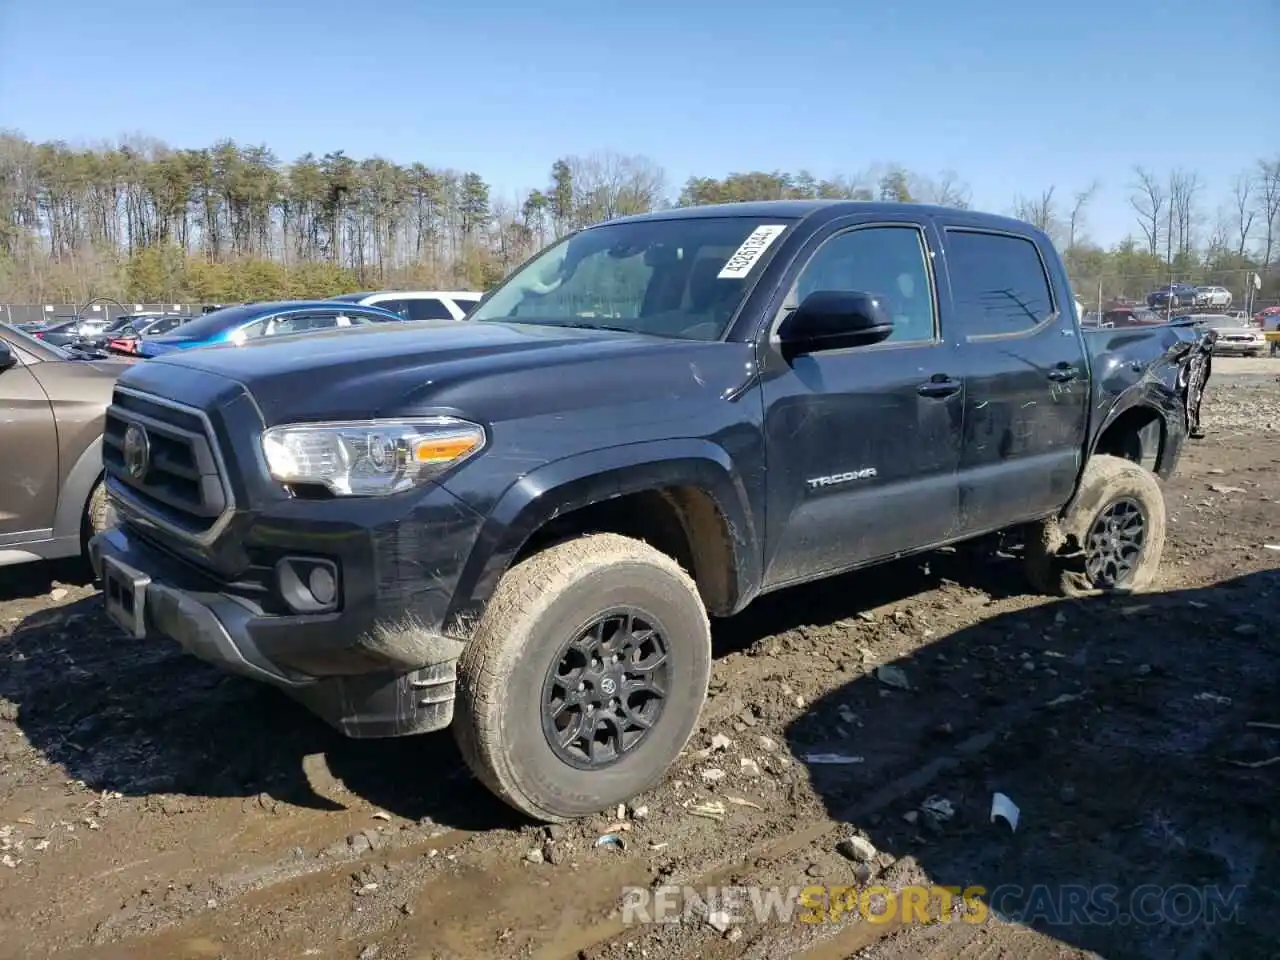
xmin=122 ymin=423 xmax=151 ymax=480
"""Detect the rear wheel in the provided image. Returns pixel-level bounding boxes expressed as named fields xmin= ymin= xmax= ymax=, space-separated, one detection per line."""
xmin=1025 ymin=455 xmax=1166 ymax=597
xmin=453 ymin=533 xmax=711 ymax=822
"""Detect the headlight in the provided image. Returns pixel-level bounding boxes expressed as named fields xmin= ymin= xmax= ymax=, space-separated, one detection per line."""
xmin=261 ymin=417 xmax=486 ymax=496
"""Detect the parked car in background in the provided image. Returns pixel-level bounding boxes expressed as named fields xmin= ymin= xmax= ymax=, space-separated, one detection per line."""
xmin=84 ymin=313 xmax=189 ymax=350
xmin=328 ymin=290 xmax=484 ymax=321
xmin=29 ymin=316 xmax=114 ymax=347
xmin=1194 ymin=285 xmax=1232 ymax=309
xmin=0 ymin=324 xmax=132 ymax=567
xmin=1177 ymin=313 xmax=1267 ymax=356
xmin=1105 ymin=306 xmax=1165 ymax=327
xmin=105 ymin=315 xmax=191 ymax=355
xmin=1147 ymin=283 xmax=1198 ymax=309
xmin=134 ymin=301 xmax=406 ymax=358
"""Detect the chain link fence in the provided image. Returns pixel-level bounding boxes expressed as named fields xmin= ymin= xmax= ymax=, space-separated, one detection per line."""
xmin=0 ymin=303 xmax=232 ymax=328
xmin=1066 ymin=269 xmax=1278 ymax=314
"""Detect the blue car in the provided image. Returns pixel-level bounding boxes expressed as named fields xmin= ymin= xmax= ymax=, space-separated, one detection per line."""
xmin=135 ymin=301 xmax=406 ymax=358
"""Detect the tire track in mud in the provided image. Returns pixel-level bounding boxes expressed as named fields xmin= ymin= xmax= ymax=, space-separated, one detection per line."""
xmin=44 ymin=702 xmax=1024 ymax=960
xmin=73 ymin=684 xmax=1083 ymax=960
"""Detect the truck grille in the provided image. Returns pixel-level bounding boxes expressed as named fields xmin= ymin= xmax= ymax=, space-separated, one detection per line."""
xmin=103 ymin=387 xmax=233 ymax=540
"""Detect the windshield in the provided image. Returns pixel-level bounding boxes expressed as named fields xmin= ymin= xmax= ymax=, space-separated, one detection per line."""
xmin=470 ymin=216 xmax=796 ymax=341
xmin=158 ymin=303 xmax=264 ymax=339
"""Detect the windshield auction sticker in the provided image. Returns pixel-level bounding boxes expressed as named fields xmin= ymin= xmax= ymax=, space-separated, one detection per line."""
xmin=718 ymin=225 xmax=788 ymax=279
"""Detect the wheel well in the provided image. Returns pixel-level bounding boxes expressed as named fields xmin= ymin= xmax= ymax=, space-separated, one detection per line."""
xmin=513 ymin=487 xmax=737 ymax=616
xmin=1095 ymin=407 xmax=1164 ymax=472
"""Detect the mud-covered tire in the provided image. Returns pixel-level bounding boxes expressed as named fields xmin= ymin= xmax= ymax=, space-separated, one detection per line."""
xmin=1025 ymin=454 xmax=1166 ymax=597
xmin=453 ymin=533 xmax=711 ymax=822
xmin=83 ymin=481 xmax=112 ymax=540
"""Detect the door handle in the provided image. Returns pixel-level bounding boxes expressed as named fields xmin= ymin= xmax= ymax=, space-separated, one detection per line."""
xmin=917 ymin=375 xmax=962 ymax=398
xmin=1047 ymin=363 xmax=1077 ymax=383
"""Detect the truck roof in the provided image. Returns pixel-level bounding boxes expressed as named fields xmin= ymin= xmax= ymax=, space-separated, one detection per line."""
xmin=608 ymin=200 xmax=1038 ymax=237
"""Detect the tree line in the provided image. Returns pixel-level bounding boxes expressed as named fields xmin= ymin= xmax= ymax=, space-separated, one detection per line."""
xmin=1 ymin=130 xmax=1277 ymax=307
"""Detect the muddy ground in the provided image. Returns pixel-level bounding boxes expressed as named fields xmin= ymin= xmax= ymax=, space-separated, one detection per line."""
xmin=1 ymin=359 xmax=1277 ymax=960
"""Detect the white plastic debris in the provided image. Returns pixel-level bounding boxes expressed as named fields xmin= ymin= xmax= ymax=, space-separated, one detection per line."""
xmin=990 ymin=792 xmax=1020 ymax=832
xmin=875 ymin=665 xmax=911 ymax=690
xmin=802 ymin=753 xmax=865 ymax=764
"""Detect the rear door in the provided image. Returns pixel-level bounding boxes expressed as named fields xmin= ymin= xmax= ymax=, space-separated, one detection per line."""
xmin=759 ymin=216 xmax=964 ymax=588
xmin=939 ymin=225 xmax=1090 ymax=535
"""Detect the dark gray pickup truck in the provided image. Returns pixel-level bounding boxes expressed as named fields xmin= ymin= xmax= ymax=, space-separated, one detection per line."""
xmin=89 ymin=201 xmax=1214 ymax=821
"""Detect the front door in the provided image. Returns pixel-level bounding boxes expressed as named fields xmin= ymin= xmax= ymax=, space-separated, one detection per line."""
xmin=0 ymin=354 xmax=58 ymax=539
xmin=759 ymin=220 xmax=964 ymax=589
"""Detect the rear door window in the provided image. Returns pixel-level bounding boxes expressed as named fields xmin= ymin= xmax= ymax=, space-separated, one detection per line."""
xmin=944 ymin=230 xmax=1056 ymax=338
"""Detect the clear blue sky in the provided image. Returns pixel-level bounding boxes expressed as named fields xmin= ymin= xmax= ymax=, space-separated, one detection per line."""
xmin=1 ymin=0 xmax=1275 ymax=247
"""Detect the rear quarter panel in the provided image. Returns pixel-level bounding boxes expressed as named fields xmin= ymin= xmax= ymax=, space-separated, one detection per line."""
xmin=1082 ymin=321 xmax=1210 ymax=476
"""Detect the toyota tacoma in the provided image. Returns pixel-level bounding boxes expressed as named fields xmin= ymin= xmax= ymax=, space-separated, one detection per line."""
xmin=89 ymin=201 xmax=1214 ymax=821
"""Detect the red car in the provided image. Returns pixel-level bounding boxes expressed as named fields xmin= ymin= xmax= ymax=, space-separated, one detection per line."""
xmin=1254 ymin=306 xmax=1280 ymax=327
xmin=106 ymin=337 xmax=139 ymax=354
xmin=103 ymin=314 xmax=188 ymax=355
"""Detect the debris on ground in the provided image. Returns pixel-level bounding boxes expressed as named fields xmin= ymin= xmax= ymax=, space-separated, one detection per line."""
xmin=990 ymin=792 xmax=1021 ymax=831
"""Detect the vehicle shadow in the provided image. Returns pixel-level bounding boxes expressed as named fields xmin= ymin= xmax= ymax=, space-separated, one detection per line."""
xmin=0 ymin=543 xmax=1026 ymax=832
xmin=0 ymin=557 xmax=94 ymax=602
xmin=784 ymin=569 xmax=1280 ymax=959
xmin=0 ymin=590 xmax=518 ymax=831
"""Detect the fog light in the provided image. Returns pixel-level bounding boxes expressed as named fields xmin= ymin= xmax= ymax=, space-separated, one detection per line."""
xmin=275 ymin=556 xmax=340 ymax=614
xmin=308 ymin=565 xmax=336 ymax=605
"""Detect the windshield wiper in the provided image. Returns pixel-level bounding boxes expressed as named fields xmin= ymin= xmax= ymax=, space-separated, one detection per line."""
xmin=552 ymin=321 xmax=640 ymax=334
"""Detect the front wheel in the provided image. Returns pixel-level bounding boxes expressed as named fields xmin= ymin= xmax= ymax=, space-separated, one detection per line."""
xmin=1025 ymin=455 xmax=1166 ymax=597
xmin=83 ymin=481 xmax=113 ymax=542
xmin=453 ymin=533 xmax=711 ymax=822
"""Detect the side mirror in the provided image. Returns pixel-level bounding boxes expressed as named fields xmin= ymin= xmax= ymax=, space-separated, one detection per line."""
xmin=778 ymin=290 xmax=894 ymax=354
xmin=0 ymin=340 xmax=15 ymax=372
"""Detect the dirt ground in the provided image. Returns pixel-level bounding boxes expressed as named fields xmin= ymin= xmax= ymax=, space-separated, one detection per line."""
xmin=1 ymin=359 xmax=1277 ymax=960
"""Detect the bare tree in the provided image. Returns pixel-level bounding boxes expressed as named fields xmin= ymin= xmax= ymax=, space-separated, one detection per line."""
xmin=566 ymin=152 xmax=665 ymax=225
xmin=1129 ymin=166 xmax=1165 ymax=258
xmin=1013 ymin=187 xmax=1057 ymax=238
xmin=1168 ymin=168 xmax=1200 ymax=260
xmin=1205 ymin=207 xmax=1231 ymax=255
xmin=1230 ymin=172 xmax=1255 ymax=257
xmin=1256 ymin=157 xmax=1280 ymax=266
xmin=912 ymin=169 xmax=971 ymax=208
xmin=1067 ymin=181 xmax=1098 ymax=251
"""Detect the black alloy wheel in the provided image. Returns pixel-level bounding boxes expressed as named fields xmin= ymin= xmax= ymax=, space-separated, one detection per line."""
xmin=540 ymin=609 xmax=670 ymax=770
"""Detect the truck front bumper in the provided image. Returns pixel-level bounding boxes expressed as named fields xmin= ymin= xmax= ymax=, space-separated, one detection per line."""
xmin=89 ymin=524 xmax=462 ymax=738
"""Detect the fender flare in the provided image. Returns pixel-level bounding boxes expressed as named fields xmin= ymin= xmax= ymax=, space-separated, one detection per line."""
xmin=53 ymin=435 xmax=104 ymax=540
xmin=1088 ymin=375 xmax=1185 ymax=480
xmin=448 ymin=439 xmax=761 ymax=621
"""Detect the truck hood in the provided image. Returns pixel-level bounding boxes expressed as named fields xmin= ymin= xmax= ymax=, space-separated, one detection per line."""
xmin=125 ymin=320 xmax=757 ymax=427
